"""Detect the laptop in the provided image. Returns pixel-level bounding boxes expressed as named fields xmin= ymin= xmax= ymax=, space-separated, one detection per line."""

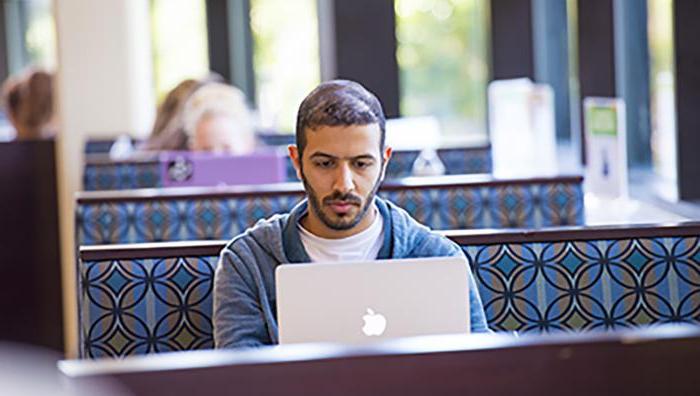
xmin=276 ymin=256 xmax=470 ymax=345
xmin=159 ymin=150 xmax=288 ymax=188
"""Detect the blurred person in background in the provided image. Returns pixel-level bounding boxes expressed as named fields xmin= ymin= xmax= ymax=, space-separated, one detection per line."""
xmin=140 ymin=78 xmax=201 ymax=152
xmin=1 ymin=69 xmax=57 ymax=140
xmin=182 ymin=82 xmax=256 ymax=154
xmin=140 ymin=73 xmax=227 ymax=153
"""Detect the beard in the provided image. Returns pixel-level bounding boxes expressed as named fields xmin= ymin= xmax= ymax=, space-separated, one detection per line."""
xmin=301 ymin=170 xmax=383 ymax=231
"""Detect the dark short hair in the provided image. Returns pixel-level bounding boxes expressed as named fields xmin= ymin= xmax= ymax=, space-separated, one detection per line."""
xmin=295 ymin=80 xmax=386 ymax=158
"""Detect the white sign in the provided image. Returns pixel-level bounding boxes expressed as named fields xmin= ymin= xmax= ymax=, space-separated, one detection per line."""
xmin=583 ymin=97 xmax=627 ymax=198
xmin=385 ymin=116 xmax=441 ymax=151
xmin=488 ymin=78 xmax=558 ymax=177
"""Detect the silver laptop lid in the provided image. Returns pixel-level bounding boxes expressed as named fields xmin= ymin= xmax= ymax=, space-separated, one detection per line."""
xmin=276 ymin=256 xmax=470 ymax=345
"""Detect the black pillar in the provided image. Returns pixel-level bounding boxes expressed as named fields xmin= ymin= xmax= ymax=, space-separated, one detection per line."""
xmin=576 ymin=0 xmax=616 ymax=163
xmin=490 ymin=0 xmax=535 ymax=80
xmin=577 ymin=0 xmax=616 ymax=98
xmin=205 ymin=0 xmax=255 ymax=105
xmin=674 ymin=0 xmax=700 ymax=200
xmin=327 ymin=0 xmax=400 ymax=118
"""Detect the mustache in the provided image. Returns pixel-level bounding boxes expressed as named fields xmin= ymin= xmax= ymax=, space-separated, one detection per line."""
xmin=323 ymin=191 xmax=362 ymax=205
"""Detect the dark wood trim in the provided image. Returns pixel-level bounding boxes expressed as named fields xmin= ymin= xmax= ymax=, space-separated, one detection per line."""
xmin=80 ymin=240 xmax=227 ymax=262
xmin=381 ymin=175 xmax=583 ymax=190
xmin=58 ymin=325 xmax=700 ymax=396
xmin=76 ymin=181 xmax=306 ymax=203
xmin=442 ymin=221 xmax=700 ymax=245
xmin=436 ymin=144 xmax=491 ymax=153
xmin=0 ymin=141 xmax=63 ymax=351
xmin=84 ymin=153 xmax=160 ymax=166
xmin=78 ymin=220 xmax=700 ymax=261
xmin=60 ymin=326 xmax=700 ymax=377
xmin=76 ymin=175 xmax=583 ymax=204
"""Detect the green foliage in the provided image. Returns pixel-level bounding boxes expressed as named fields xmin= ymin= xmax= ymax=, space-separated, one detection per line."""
xmin=395 ymin=0 xmax=489 ymax=136
xmin=151 ymin=0 xmax=209 ymax=102
xmin=250 ymin=0 xmax=320 ymax=133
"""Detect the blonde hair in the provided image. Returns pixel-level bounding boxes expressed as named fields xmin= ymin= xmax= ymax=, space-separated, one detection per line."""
xmin=141 ymin=79 xmax=200 ymax=151
xmin=182 ymin=83 xmax=254 ymax=144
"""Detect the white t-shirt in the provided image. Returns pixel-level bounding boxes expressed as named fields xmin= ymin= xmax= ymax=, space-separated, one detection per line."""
xmin=297 ymin=210 xmax=384 ymax=262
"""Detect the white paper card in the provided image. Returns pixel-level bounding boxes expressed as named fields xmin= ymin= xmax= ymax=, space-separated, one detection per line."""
xmin=583 ymin=97 xmax=627 ymax=198
xmin=488 ymin=78 xmax=557 ymax=178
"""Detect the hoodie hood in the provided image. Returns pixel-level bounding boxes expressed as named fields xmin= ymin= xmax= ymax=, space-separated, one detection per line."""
xmin=238 ymin=196 xmax=435 ymax=265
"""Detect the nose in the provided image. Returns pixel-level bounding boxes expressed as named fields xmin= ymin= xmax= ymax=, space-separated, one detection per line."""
xmin=332 ymin=162 xmax=355 ymax=193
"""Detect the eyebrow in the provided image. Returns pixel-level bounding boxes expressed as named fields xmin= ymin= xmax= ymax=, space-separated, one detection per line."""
xmin=309 ymin=152 xmax=377 ymax=161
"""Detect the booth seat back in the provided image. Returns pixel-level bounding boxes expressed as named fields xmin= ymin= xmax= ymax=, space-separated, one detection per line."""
xmin=76 ymin=175 xmax=584 ymax=246
xmin=83 ymin=146 xmax=493 ymax=191
xmin=386 ymin=146 xmax=492 ymax=178
xmin=83 ymin=154 xmax=161 ymax=191
xmin=78 ymin=222 xmax=700 ymax=358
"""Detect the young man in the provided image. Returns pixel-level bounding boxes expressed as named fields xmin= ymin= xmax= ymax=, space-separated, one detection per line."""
xmin=214 ymin=80 xmax=489 ymax=348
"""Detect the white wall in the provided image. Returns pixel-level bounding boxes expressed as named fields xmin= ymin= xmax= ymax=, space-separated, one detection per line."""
xmin=55 ymin=0 xmax=155 ymax=139
xmin=53 ymin=0 xmax=155 ymax=357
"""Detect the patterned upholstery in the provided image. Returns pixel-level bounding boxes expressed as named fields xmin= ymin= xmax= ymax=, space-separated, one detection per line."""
xmin=465 ymin=237 xmax=700 ymax=332
xmin=78 ymin=195 xmax=304 ymax=245
xmin=78 ymin=231 xmax=700 ymax=358
xmin=83 ymin=162 xmax=162 ymax=191
xmin=83 ymin=146 xmax=491 ymax=190
xmin=385 ymin=147 xmax=492 ymax=178
xmin=84 ymin=140 xmax=117 ymax=154
xmin=438 ymin=147 xmax=492 ymax=176
xmin=79 ymin=255 xmax=217 ymax=358
xmin=76 ymin=178 xmax=584 ymax=245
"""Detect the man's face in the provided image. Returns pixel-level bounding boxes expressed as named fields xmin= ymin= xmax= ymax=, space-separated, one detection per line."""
xmin=289 ymin=123 xmax=391 ymax=238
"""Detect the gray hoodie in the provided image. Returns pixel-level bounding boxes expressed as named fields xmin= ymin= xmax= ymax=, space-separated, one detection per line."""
xmin=213 ymin=197 xmax=489 ymax=349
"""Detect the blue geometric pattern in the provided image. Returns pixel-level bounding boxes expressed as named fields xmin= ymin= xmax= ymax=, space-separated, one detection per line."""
xmin=77 ymin=194 xmax=304 ymax=245
xmin=79 ymin=256 xmax=217 ymax=358
xmin=463 ymin=237 xmax=700 ymax=333
xmin=381 ymin=182 xmax=583 ymax=230
xmin=76 ymin=181 xmax=583 ymax=245
xmin=77 ymin=234 xmax=700 ymax=358
xmin=438 ymin=147 xmax=492 ymax=176
xmin=83 ymin=162 xmax=162 ymax=191
xmin=386 ymin=147 xmax=492 ymax=179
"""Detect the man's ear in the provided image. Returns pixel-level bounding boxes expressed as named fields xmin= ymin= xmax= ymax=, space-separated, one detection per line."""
xmin=288 ymin=144 xmax=303 ymax=181
xmin=380 ymin=146 xmax=393 ymax=181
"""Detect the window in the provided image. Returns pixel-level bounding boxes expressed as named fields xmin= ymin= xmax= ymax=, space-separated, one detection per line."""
xmin=23 ymin=0 xmax=55 ymax=69
xmin=395 ymin=0 xmax=490 ymax=144
xmin=150 ymin=0 xmax=209 ymax=101
xmin=647 ymin=0 xmax=676 ymax=182
xmin=4 ymin=0 xmax=56 ymax=72
xmin=250 ymin=0 xmax=320 ymax=133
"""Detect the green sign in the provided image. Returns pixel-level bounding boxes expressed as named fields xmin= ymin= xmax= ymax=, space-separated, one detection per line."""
xmin=588 ymin=106 xmax=618 ymax=136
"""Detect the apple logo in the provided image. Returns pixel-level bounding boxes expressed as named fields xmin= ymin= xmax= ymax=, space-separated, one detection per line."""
xmin=362 ymin=308 xmax=387 ymax=336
